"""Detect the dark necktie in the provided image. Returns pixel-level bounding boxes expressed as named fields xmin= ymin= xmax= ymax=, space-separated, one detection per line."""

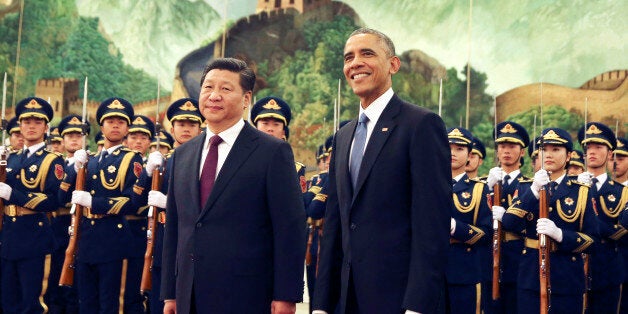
xmin=591 ymin=178 xmax=599 ymax=196
xmin=503 ymin=174 xmax=511 ymax=189
xmin=21 ymin=149 xmax=29 ymax=163
xmin=200 ymin=135 xmax=223 ymax=208
xmin=99 ymin=150 xmax=108 ymax=163
xmin=350 ymin=113 xmax=369 ymax=189
xmin=452 ymin=179 xmax=457 ymax=188
xmin=549 ymin=181 xmax=558 ymax=194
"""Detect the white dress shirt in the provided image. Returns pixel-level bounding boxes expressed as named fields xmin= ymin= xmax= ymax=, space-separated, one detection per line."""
xmin=349 ymin=88 xmax=394 ymax=165
xmin=199 ymin=119 xmax=245 ymax=180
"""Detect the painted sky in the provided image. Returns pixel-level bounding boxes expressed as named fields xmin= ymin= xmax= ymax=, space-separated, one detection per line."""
xmin=204 ymin=0 xmax=628 ymax=95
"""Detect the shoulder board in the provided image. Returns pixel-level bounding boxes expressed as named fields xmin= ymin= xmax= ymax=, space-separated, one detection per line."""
xmin=295 ymin=161 xmax=305 ymax=168
xmin=470 ymin=177 xmax=486 ymax=185
xmin=569 ymin=179 xmax=590 ymax=187
xmin=517 ymin=176 xmax=530 ymax=181
xmin=477 ymin=176 xmax=488 ymax=181
xmin=519 ymin=178 xmax=534 ymax=183
xmin=120 ymin=147 xmax=134 ymax=152
xmin=43 ymin=149 xmax=64 ymax=158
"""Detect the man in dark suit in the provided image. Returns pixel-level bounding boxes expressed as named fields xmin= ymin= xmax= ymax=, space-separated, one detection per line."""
xmin=312 ymin=28 xmax=452 ymax=314
xmin=161 ymin=58 xmax=306 ymax=314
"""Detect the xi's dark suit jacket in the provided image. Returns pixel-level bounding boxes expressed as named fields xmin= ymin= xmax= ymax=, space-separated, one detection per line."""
xmin=312 ymin=95 xmax=452 ymax=314
xmin=161 ymin=123 xmax=306 ymax=314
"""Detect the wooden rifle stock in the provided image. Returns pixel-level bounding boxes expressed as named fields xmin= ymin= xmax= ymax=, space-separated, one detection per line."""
xmin=59 ymin=165 xmax=86 ymax=286
xmin=0 ymin=149 xmax=6 ymax=232
xmin=538 ymin=187 xmax=551 ymax=314
xmin=140 ymin=167 xmax=162 ymax=292
xmin=491 ymin=183 xmax=503 ymax=300
xmin=305 ymin=218 xmax=314 ymax=266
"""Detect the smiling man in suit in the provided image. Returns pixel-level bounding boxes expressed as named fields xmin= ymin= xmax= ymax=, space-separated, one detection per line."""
xmin=161 ymin=58 xmax=306 ymax=314
xmin=312 ymin=28 xmax=452 ymax=314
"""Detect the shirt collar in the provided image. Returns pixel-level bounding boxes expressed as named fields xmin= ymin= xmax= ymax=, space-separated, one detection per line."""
xmin=359 ymin=88 xmax=394 ymax=125
xmin=106 ymin=144 xmax=123 ymax=155
xmin=453 ymin=172 xmax=466 ymax=183
xmin=553 ymin=173 xmax=566 ymax=185
xmin=204 ymin=119 xmax=245 ymax=150
xmin=504 ymin=169 xmax=521 ymax=183
xmin=24 ymin=142 xmax=46 ymax=155
xmin=593 ymin=172 xmax=608 ymax=186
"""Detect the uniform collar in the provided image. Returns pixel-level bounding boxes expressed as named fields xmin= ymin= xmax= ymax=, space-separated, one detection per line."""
xmin=23 ymin=142 xmax=46 ymax=157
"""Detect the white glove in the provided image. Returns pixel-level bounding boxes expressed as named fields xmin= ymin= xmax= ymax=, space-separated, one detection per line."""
xmin=531 ymin=169 xmax=550 ymax=195
xmin=486 ymin=167 xmax=504 ymax=189
xmin=0 ymin=145 xmax=8 ymax=157
xmin=148 ymin=190 xmax=167 ymax=208
xmin=73 ymin=149 xmax=88 ymax=172
xmin=537 ymin=218 xmax=563 ymax=242
xmin=145 ymin=151 xmax=164 ymax=177
xmin=492 ymin=205 xmax=506 ymax=222
xmin=450 ymin=218 xmax=456 ymax=235
xmin=71 ymin=190 xmax=92 ymax=208
xmin=577 ymin=171 xmax=593 ymax=185
xmin=0 ymin=182 xmax=12 ymax=200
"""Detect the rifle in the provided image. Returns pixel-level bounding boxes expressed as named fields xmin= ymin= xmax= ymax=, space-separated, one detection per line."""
xmin=0 ymin=73 xmax=8 ymax=232
xmin=59 ymin=77 xmax=89 ymax=287
xmin=305 ymin=218 xmax=314 ymax=266
xmin=491 ymin=97 xmax=502 ymax=300
xmin=140 ymin=82 xmax=163 ymax=292
xmin=538 ymin=92 xmax=551 ymax=314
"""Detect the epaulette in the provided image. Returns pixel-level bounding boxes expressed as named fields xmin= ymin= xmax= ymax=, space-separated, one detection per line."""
xmin=519 ymin=178 xmax=534 ymax=183
xmin=470 ymin=177 xmax=486 ymax=184
xmin=296 ymin=161 xmax=305 ymax=171
xmin=475 ymin=176 xmax=488 ymax=183
xmin=44 ymin=148 xmax=64 ymax=158
xmin=517 ymin=176 xmax=530 ymax=182
xmin=566 ymin=176 xmax=589 ymax=187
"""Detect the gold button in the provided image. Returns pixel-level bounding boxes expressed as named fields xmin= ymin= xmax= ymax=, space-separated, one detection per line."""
xmin=11 ymin=217 xmax=16 ymax=222
xmin=16 ymin=175 xmax=20 ymax=179
xmin=522 ymin=249 xmax=527 ymax=254
xmin=109 ymin=179 xmax=113 ymax=183
xmin=92 ymin=175 xmax=97 ymax=179
xmin=572 ymin=257 xmax=576 ymax=262
xmin=91 ymin=190 xmax=95 ymax=195
xmin=91 ymin=220 xmax=95 ymax=225
xmin=38 ymin=221 xmax=43 ymax=227
xmin=117 ymin=224 xmax=123 ymax=229
xmin=109 ymin=200 xmax=113 ymax=204
xmin=466 ymin=248 xmax=471 ymax=252
xmin=142 ymin=227 xmax=146 ymax=231
xmin=28 ymin=193 xmax=33 ymax=197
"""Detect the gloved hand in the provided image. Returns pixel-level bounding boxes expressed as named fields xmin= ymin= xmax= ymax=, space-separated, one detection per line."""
xmin=450 ymin=218 xmax=456 ymax=235
xmin=492 ymin=205 xmax=506 ymax=222
xmin=73 ymin=149 xmax=88 ymax=172
xmin=148 ymin=190 xmax=167 ymax=208
xmin=577 ymin=171 xmax=593 ymax=185
xmin=531 ymin=169 xmax=550 ymax=195
xmin=0 ymin=182 xmax=12 ymax=200
xmin=486 ymin=167 xmax=504 ymax=189
xmin=71 ymin=190 xmax=92 ymax=208
xmin=0 ymin=145 xmax=8 ymax=157
xmin=537 ymin=218 xmax=563 ymax=242
xmin=145 ymin=151 xmax=164 ymax=177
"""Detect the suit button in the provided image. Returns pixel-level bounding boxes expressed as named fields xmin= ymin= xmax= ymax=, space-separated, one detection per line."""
xmin=190 ymin=254 xmax=194 ymax=261
xmin=350 ymin=223 xmax=356 ymax=230
xmin=196 ymin=223 xmax=202 ymax=228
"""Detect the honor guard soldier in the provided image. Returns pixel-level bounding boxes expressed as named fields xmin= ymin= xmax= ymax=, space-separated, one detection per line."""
xmin=529 ymin=137 xmax=541 ymax=174
xmin=567 ymin=150 xmax=585 ymax=175
xmin=502 ymin=127 xmax=599 ymax=314
xmin=6 ymin=116 xmax=23 ymax=151
xmin=94 ymin=131 xmax=105 ymax=153
xmin=132 ymin=97 xmax=204 ymax=314
xmin=48 ymin=126 xmax=64 ymax=154
xmin=612 ymin=138 xmax=628 ymax=186
xmin=149 ymin=130 xmax=174 ymax=156
xmin=127 ymin=115 xmax=154 ymax=159
xmin=466 ymin=136 xmax=486 ymax=179
xmin=58 ymin=97 xmax=143 ymax=314
xmin=0 ymin=97 xmax=65 ymax=313
xmin=576 ymin=122 xmax=627 ymax=314
xmin=484 ymin=121 xmax=530 ymax=313
xmin=250 ymin=96 xmax=307 ymax=193
xmin=446 ymin=127 xmax=491 ymax=314
xmin=124 ymin=114 xmax=155 ymax=314
xmin=46 ymin=114 xmax=89 ymax=314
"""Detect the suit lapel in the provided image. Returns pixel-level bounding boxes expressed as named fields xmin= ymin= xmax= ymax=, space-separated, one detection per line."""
xmin=198 ymin=124 xmax=259 ymax=221
xmin=336 ymin=120 xmax=355 ymax=210
xmin=350 ymin=97 xmax=399 ymax=205
xmin=182 ymin=132 xmax=206 ymax=214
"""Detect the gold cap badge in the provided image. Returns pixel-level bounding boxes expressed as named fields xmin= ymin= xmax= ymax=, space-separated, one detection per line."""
xmin=585 ymin=124 xmax=602 ymax=135
xmin=500 ymin=123 xmax=517 ymax=133
xmin=179 ymin=101 xmax=197 ymax=111
xmin=25 ymin=99 xmax=42 ymax=109
xmin=262 ymin=99 xmax=281 ymax=110
xmin=449 ymin=128 xmax=464 ymax=137
xmin=132 ymin=117 xmax=147 ymax=125
xmin=69 ymin=116 xmax=82 ymax=125
xmin=107 ymin=99 xmax=125 ymax=109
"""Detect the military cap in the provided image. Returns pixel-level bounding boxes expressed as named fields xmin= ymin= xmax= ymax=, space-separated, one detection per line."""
xmin=150 ymin=130 xmax=174 ymax=150
xmin=568 ymin=150 xmax=585 ymax=169
xmin=471 ymin=137 xmax=486 ymax=159
xmin=49 ymin=126 xmax=63 ymax=143
xmin=58 ymin=114 xmax=90 ymax=136
xmin=128 ymin=115 xmax=155 ymax=137
xmin=447 ymin=127 xmax=473 ymax=147
xmin=324 ymin=135 xmax=333 ymax=153
xmin=6 ymin=117 xmax=19 ymax=135
xmin=251 ymin=96 xmax=292 ymax=126
xmin=538 ymin=128 xmax=573 ymax=151
xmin=15 ymin=97 xmax=53 ymax=122
xmin=578 ymin=122 xmax=616 ymax=150
xmin=615 ymin=138 xmax=628 ymax=156
xmin=167 ymin=98 xmax=204 ymax=124
xmin=96 ymin=97 xmax=134 ymax=125
xmin=95 ymin=131 xmax=105 ymax=146
xmin=528 ymin=137 xmax=540 ymax=158
xmin=494 ymin=121 xmax=529 ymax=147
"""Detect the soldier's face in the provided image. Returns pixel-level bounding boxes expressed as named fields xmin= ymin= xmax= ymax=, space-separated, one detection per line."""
xmin=450 ymin=144 xmax=470 ymax=171
xmin=256 ymin=118 xmax=285 ymax=140
xmin=497 ymin=143 xmax=524 ymax=168
xmin=50 ymin=141 xmax=64 ymax=153
xmin=541 ymin=145 xmax=569 ymax=173
xmin=101 ymin=117 xmax=129 ymax=145
xmin=199 ymin=69 xmax=251 ymax=134
xmin=171 ymin=120 xmax=201 ymax=145
xmin=10 ymin=132 xmax=24 ymax=149
xmin=19 ymin=117 xmax=47 ymax=145
xmin=343 ymin=33 xmax=400 ymax=108
xmin=127 ymin=132 xmax=151 ymax=154
xmin=63 ymin=132 xmax=83 ymax=154
xmin=613 ymin=155 xmax=628 ymax=179
xmin=584 ymin=143 xmax=610 ymax=169
xmin=465 ymin=153 xmax=483 ymax=173
xmin=567 ymin=165 xmax=584 ymax=176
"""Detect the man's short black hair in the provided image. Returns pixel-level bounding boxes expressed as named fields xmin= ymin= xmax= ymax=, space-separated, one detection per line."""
xmin=200 ymin=58 xmax=256 ymax=92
